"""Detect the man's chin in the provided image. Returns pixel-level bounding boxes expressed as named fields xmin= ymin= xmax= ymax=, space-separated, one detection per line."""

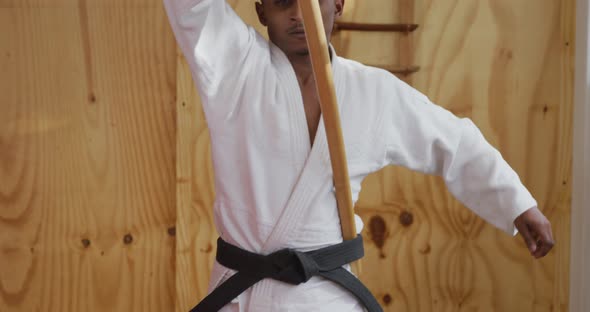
xmin=294 ymin=48 xmax=310 ymax=56
xmin=275 ymin=41 xmax=309 ymax=58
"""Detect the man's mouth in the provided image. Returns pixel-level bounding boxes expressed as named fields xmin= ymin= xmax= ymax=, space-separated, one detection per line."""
xmin=289 ymin=28 xmax=306 ymax=39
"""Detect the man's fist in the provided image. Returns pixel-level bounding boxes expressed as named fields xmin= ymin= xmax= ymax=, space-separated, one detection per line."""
xmin=514 ymin=207 xmax=555 ymax=259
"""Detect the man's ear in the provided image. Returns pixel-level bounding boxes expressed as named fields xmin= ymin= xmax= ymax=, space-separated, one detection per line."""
xmin=255 ymin=1 xmax=268 ymax=26
xmin=335 ymin=0 xmax=344 ymax=17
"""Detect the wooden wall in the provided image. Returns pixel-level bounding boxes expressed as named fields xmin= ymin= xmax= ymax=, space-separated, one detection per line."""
xmin=0 ymin=0 xmax=178 ymax=311
xmin=571 ymin=0 xmax=590 ymax=310
xmin=339 ymin=1 xmax=574 ymax=311
xmin=0 ymin=0 xmax=574 ymax=311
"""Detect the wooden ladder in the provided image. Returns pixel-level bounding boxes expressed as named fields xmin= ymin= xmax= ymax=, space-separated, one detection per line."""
xmin=334 ymin=0 xmax=420 ymax=81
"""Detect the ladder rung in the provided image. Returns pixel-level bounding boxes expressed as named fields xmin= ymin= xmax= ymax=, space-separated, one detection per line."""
xmin=368 ymin=65 xmax=421 ymax=76
xmin=335 ymin=22 xmax=419 ymax=33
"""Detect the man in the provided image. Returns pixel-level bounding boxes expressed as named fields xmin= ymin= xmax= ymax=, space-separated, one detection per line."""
xmin=163 ymin=0 xmax=555 ymax=311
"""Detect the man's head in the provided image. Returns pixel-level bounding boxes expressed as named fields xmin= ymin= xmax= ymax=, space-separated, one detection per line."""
xmin=255 ymin=0 xmax=345 ymax=57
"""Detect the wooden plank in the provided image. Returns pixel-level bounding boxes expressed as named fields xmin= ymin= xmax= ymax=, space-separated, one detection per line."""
xmin=0 ymin=0 xmax=163 ymax=8
xmin=570 ymin=0 xmax=590 ymax=310
xmin=350 ymin=0 xmax=573 ymax=310
xmin=174 ymin=51 xmax=217 ymax=312
xmin=0 ymin=2 xmax=177 ymax=311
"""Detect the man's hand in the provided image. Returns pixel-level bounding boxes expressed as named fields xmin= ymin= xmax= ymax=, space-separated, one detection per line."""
xmin=514 ymin=207 xmax=555 ymax=259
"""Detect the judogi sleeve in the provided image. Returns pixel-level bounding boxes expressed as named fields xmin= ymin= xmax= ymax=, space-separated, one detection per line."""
xmin=162 ymin=0 xmax=254 ymax=102
xmin=383 ymin=80 xmax=537 ymax=235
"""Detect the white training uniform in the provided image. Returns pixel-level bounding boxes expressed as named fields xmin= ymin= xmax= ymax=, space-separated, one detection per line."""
xmin=163 ymin=0 xmax=537 ymax=311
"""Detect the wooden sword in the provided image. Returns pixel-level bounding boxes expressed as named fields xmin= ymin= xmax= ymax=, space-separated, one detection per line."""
xmin=298 ymin=0 xmax=361 ymax=274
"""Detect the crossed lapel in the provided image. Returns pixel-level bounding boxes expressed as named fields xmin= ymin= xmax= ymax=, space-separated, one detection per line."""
xmin=259 ymin=45 xmax=344 ymax=254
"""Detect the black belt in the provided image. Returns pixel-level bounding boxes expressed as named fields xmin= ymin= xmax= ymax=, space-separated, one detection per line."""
xmin=190 ymin=235 xmax=382 ymax=312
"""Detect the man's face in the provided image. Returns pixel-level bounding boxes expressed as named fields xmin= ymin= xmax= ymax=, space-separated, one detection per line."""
xmin=256 ymin=0 xmax=344 ymax=57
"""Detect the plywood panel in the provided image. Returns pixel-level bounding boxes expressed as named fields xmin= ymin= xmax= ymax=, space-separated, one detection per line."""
xmin=1 ymin=0 xmax=572 ymax=311
xmin=343 ymin=1 xmax=573 ymax=311
xmin=0 ymin=1 xmax=177 ymax=311
xmin=174 ymin=54 xmax=217 ymax=311
xmin=570 ymin=0 xmax=590 ymax=310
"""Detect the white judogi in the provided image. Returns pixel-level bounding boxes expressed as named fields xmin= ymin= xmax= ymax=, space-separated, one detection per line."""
xmin=163 ymin=0 xmax=537 ymax=311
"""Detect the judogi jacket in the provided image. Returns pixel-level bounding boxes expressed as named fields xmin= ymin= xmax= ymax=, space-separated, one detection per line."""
xmin=163 ymin=0 xmax=537 ymax=311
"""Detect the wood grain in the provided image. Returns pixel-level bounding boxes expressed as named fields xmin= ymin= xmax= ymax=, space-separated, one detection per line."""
xmin=348 ymin=1 xmax=573 ymax=311
xmin=0 ymin=0 xmax=575 ymax=311
xmin=570 ymin=0 xmax=590 ymax=310
xmin=0 ymin=1 xmax=177 ymax=311
xmin=174 ymin=53 xmax=217 ymax=311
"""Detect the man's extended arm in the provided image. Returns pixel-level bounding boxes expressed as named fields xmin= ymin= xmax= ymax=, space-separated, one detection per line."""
xmin=382 ymin=78 xmax=554 ymax=258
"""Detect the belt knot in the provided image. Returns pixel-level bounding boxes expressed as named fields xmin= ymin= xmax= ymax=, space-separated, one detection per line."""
xmin=266 ymin=249 xmax=320 ymax=285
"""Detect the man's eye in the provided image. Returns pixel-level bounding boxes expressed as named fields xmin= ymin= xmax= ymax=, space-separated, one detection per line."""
xmin=274 ymin=0 xmax=293 ymax=7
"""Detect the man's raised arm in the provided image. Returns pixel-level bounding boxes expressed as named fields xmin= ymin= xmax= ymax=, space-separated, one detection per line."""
xmin=163 ymin=0 xmax=255 ymax=96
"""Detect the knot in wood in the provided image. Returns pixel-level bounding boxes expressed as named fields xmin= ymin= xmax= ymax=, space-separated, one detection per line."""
xmin=123 ymin=234 xmax=133 ymax=245
xmin=81 ymin=238 xmax=91 ymax=248
xmin=399 ymin=211 xmax=414 ymax=227
xmin=383 ymin=294 xmax=392 ymax=305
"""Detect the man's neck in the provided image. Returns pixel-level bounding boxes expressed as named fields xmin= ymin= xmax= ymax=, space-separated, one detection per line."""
xmin=288 ymin=53 xmax=315 ymax=85
xmin=287 ymin=47 xmax=332 ymax=86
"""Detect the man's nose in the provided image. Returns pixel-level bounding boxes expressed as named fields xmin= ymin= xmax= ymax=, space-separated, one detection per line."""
xmin=290 ymin=1 xmax=303 ymax=22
